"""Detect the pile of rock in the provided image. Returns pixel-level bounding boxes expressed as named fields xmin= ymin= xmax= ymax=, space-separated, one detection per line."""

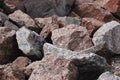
xmin=0 ymin=0 xmax=120 ymax=80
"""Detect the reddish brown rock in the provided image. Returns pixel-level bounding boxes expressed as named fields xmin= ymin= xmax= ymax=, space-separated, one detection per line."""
xmin=52 ymin=24 xmax=93 ymax=52
xmin=81 ymin=18 xmax=105 ymax=36
xmin=73 ymin=3 xmax=117 ymax=22
xmin=1 ymin=64 xmax=25 ymax=80
xmin=28 ymin=54 xmax=79 ymax=80
xmin=8 ymin=10 xmax=40 ymax=32
xmin=0 ymin=27 xmax=17 ymax=64
xmin=12 ymin=57 xmax=31 ymax=68
xmin=94 ymin=0 xmax=110 ymax=7
xmin=39 ymin=16 xmax=59 ymax=39
xmin=4 ymin=0 xmax=20 ymax=9
xmin=96 ymin=0 xmax=120 ymax=18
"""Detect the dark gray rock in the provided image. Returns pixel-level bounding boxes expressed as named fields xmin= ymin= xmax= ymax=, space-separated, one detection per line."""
xmin=0 ymin=27 xmax=17 ymax=64
xmin=17 ymin=0 xmax=75 ymax=18
xmin=0 ymin=12 xmax=9 ymax=26
xmin=16 ymin=27 xmax=45 ymax=60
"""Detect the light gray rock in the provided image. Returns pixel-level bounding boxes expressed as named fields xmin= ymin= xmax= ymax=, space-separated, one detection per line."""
xmin=4 ymin=20 xmax=19 ymax=30
xmin=0 ymin=12 xmax=9 ymax=26
xmin=92 ymin=21 xmax=120 ymax=54
xmin=98 ymin=71 xmax=120 ymax=80
xmin=57 ymin=17 xmax=81 ymax=26
xmin=16 ymin=27 xmax=45 ymax=60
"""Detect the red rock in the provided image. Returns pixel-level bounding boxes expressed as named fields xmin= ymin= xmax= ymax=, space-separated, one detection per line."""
xmin=8 ymin=10 xmax=40 ymax=32
xmin=39 ymin=16 xmax=59 ymax=39
xmin=95 ymin=0 xmax=120 ymax=18
xmin=28 ymin=54 xmax=79 ymax=80
xmin=94 ymin=0 xmax=109 ymax=7
xmin=73 ymin=3 xmax=117 ymax=22
xmin=81 ymin=18 xmax=105 ymax=36
xmin=52 ymin=24 xmax=93 ymax=52
xmin=12 ymin=57 xmax=31 ymax=68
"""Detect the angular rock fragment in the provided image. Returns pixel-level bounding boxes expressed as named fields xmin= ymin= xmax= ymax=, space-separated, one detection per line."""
xmin=52 ymin=24 xmax=93 ymax=51
xmin=12 ymin=56 xmax=31 ymax=68
xmin=17 ymin=0 xmax=75 ymax=18
xmin=4 ymin=20 xmax=19 ymax=30
xmin=28 ymin=54 xmax=79 ymax=80
xmin=81 ymin=18 xmax=105 ymax=37
xmin=44 ymin=43 xmax=109 ymax=80
xmin=57 ymin=16 xmax=81 ymax=26
xmin=93 ymin=21 xmax=120 ymax=54
xmin=35 ymin=16 xmax=81 ymax=40
xmin=0 ymin=27 xmax=17 ymax=64
xmin=0 ymin=57 xmax=30 ymax=80
xmin=8 ymin=10 xmax=39 ymax=31
xmin=73 ymin=3 xmax=117 ymax=22
xmin=0 ymin=64 xmax=25 ymax=80
xmin=40 ymin=16 xmax=59 ymax=39
xmin=98 ymin=71 xmax=120 ymax=80
xmin=95 ymin=0 xmax=120 ymax=18
xmin=0 ymin=12 xmax=9 ymax=26
xmin=16 ymin=27 xmax=45 ymax=60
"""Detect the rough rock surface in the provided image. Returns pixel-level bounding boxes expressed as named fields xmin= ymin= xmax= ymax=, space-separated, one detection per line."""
xmin=73 ymin=3 xmax=117 ymax=22
xmin=95 ymin=0 xmax=120 ymax=18
xmin=43 ymin=43 xmax=109 ymax=80
xmin=0 ymin=60 xmax=27 ymax=80
xmin=28 ymin=54 xmax=79 ymax=80
xmin=52 ymin=24 xmax=93 ymax=51
xmin=16 ymin=27 xmax=45 ymax=60
xmin=57 ymin=16 xmax=81 ymax=26
xmin=0 ymin=27 xmax=17 ymax=64
xmin=93 ymin=21 xmax=120 ymax=54
xmin=17 ymin=0 xmax=75 ymax=18
xmin=12 ymin=56 xmax=31 ymax=68
xmin=98 ymin=71 xmax=120 ymax=80
xmin=81 ymin=18 xmax=105 ymax=36
xmin=0 ymin=12 xmax=9 ymax=26
xmin=8 ymin=10 xmax=39 ymax=31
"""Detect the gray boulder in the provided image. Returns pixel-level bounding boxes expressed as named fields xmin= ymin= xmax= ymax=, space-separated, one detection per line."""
xmin=92 ymin=21 xmax=120 ymax=54
xmin=16 ymin=27 xmax=45 ymax=60
xmin=98 ymin=71 xmax=120 ymax=80
xmin=17 ymin=0 xmax=75 ymax=18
